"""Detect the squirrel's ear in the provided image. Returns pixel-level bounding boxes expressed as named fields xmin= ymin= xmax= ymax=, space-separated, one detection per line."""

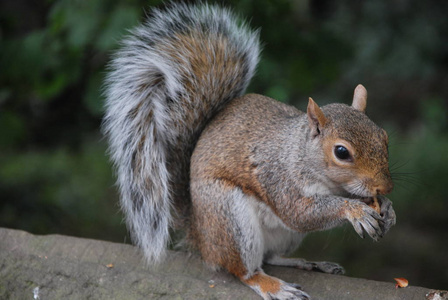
xmin=307 ymin=97 xmax=327 ymax=137
xmin=352 ymin=84 xmax=367 ymax=113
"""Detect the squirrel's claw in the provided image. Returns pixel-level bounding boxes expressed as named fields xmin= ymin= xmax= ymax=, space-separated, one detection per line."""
xmin=347 ymin=201 xmax=384 ymax=241
xmin=377 ymin=196 xmax=396 ymax=234
xmin=267 ymin=282 xmax=310 ymax=300
xmin=352 ymin=219 xmax=365 ymax=239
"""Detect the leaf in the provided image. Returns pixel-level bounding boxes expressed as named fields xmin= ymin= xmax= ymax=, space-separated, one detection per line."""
xmin=394 ymin=277 xmax=409 ymax=289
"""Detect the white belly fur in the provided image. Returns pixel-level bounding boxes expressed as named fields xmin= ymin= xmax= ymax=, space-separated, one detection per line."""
xmin=250 ymin=198 xmax=306 ymax=257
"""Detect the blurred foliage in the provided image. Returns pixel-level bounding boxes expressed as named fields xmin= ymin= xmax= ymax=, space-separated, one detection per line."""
xmin=1 ymin=0 xmax=447 ymax=290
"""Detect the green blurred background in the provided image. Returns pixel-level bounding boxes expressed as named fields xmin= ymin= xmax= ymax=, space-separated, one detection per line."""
xmin=1 ymin=0 xmax=447 ymax=290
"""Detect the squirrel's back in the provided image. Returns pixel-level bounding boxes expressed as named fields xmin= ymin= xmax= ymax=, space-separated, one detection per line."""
xmin=103 ymin=3 xmax=260 ymax=263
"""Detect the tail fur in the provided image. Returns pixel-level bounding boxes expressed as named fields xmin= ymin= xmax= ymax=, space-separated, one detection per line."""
xmin=103 ymin=2 xmax=260 ymax=263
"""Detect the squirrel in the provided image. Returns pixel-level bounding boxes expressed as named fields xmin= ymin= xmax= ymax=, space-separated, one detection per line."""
xmin=103 ymin=2 xmax=396 ymax=300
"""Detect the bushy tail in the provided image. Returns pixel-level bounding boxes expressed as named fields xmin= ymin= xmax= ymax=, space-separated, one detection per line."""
xmin=103 ymin=2 xmax=260 ymax=263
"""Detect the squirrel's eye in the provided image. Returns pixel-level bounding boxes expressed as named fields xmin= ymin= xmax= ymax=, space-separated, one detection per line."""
xmin=334 ymin=145 xmax=351 ymax=160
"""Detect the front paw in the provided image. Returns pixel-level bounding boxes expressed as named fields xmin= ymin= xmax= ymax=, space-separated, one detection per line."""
xmin=345 ymin=201 xmax=383 ymax=241
xmin=377 ymin=196 xmax=396 ymax=234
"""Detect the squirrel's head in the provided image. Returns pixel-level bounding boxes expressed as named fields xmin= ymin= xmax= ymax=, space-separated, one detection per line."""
xmin=307 ymin=85 xmax=393 ymax=198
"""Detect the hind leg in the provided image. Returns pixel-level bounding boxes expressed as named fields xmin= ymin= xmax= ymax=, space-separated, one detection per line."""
xmin=190 ymin=179 xmax=310 ymax=299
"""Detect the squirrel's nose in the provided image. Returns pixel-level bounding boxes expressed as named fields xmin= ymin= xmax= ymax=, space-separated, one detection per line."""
xmin=375 ymin=181 xmax=394 ymax=195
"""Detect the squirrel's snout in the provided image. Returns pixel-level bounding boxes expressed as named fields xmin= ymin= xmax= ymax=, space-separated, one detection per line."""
xmin=372 ymin=168 xmax=394 ymax=195
xmin=374 ymin=181 xmax=394 ymax=195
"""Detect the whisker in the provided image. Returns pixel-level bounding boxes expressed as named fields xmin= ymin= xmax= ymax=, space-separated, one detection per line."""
xmin=389 ymin=160 xmax=414 ymax=172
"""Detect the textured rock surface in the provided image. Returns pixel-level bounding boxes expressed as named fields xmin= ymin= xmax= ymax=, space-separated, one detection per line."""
xmin=0 ymin=228 xmax=434 ymax=300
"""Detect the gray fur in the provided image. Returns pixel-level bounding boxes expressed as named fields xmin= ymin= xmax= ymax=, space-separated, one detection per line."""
xmin=103 ymin=2 xmax=260 ymax=264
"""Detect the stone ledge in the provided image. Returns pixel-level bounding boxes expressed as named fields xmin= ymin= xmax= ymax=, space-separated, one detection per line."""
xmin=0 ymin=227 xmax=437 ymax=300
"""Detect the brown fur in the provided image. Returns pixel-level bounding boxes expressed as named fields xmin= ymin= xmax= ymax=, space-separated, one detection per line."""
xmin=191 ymin=94 xmax=302 ymax=216
xmin=155 ymin=30 xmax=254 ymax=224
xmin=243 ymin=272 xmax=282 ymax=295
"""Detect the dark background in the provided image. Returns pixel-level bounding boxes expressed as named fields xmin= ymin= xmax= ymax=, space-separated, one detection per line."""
xmin=1 ymin=0 xmax=447 ymax=290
